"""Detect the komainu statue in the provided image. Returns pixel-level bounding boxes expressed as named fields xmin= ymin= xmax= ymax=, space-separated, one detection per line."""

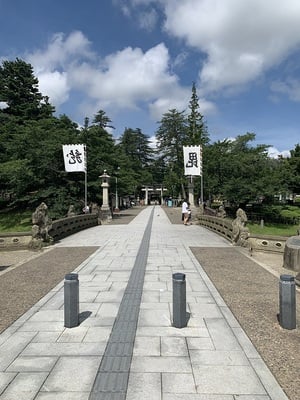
xmin=67 ymin=204 xmax=76 ymax=217
xmin=232 ymin=208 xmax=249 ymax=247
xmin=216 ymin=205 xmax=226 ymax=218
xmin=29 ymin=202 xmax=53 ymax=249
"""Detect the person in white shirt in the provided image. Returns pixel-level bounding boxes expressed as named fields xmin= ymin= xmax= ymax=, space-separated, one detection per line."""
xmin=181 ymin=199 xmax=189 ymax=225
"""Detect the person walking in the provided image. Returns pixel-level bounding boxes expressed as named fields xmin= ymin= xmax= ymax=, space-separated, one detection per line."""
xmin=181 ymin=199 xmax=189 ymax=225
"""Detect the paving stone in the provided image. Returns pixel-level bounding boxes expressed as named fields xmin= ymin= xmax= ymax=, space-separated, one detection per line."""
xmin=232 ymin=327 xmax=261 ymax=359
xmin=190 ymin=350 xmax=250 ymax=366
xmin=161 ymin=337 xmax=188 ymax=356
xmin=186 ymin=337 xmax=215 ymax=350
xmin=78 ymin=289 xmax=100 ymax=303
xmin=162 ymin=372 xmax=196 ymax=393
xmin=189 ymin=304 xmax=222 ymax=318
xmin=204 ymin=318 xmax=242 ymax=351
xmin=0 ymin=372 xmax=48 ymax=400
xmin=130 ymin=356 xmax=192 ymax=373
xmin=193 ymin=365 xmax=266 ymax=395
xmin=126 ymin=372 xmax=161 ymax=400
xmin=7 ymin=356 xmax=57 ymax=372
xmin=249 ymin=358 xmax=289 ymax=400
xmin=21 ymin=342 xmax=105 ymax=357
xmin=138 ymin=309 xmax=171 ymax=326
xmin=57 ymin=327 xmax=88 ymax=342
xmin=141 ymin=291 xmax=160 ymax=302
xmin=95 ymin=291 xmax=124 ymax=303
xmin=133 ymin=337 xmax=160 ymax=356
xmin=97 ymin=303 xmax=119 ymax=319
xmin=143 ymin=281 xmax=168 ymax=291
xmin=18 ymin=322 xmax=64 ymax=332
xmin=136 ymin=326 xmax=210 ymax=338
xmin=0 ymin=372 xmax=16 ymax=394
xmin=139 ymin=302 xmax=169 ymax=310
xmin=0 ymin=332 xmax=37 ymax=371
xmin=36 ymin=393 xmax=90 ymax=400
xmin=83 ymin=327 xmax=112 ymax=343
xmin=163 ymin=395 xmax=235 ymax=400
xmin=32 ymin=332 xmax=61 ymax=343
xmin=41 ymin=356 xmax=100 ymax=392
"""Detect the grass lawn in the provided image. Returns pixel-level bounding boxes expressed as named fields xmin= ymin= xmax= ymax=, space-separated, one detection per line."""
xmin=0 ymin=210 xmax=32 ymax=232
xmin=248 ymin=222 xmax=299 ymax=237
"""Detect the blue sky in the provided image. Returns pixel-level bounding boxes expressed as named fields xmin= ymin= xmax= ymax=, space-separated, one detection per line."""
xmin=1 ymin=0 xmax=300 ymax=157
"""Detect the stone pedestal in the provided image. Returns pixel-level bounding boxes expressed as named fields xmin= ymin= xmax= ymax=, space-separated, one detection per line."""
xmin=283 ymin=236 xmax=300 ymax=272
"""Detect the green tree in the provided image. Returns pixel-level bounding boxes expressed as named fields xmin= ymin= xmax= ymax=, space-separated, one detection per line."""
xmin=156 ymin=109 xmax=188 ymax=197
xmin=0 ymin=58 xmax=54 ymax=120
xmin=0 ymin=114 xmax=81 ymax=215
xmin=205 ymin=133 xmax=274 ymax=207
xmin=187 ymin=82 xmax=209 ymax=146
xmin=79 ymin=112 xmax=117 ymax=204
xmin=287 ymin=143 xmax=300 ymax=195
xmin=116 ymin=127 xmax=154 ymax=197
xmin=92 ymin=109 xmax=115 ymax=130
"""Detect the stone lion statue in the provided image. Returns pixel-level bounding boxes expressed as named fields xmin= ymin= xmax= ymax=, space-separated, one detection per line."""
xmin=29 ymin=202 xmax=53 ymax=249
xmin=216 ymin=205 xmax=226 ymax=218
xmin=232 ymin=208 xmax=249 ymax=247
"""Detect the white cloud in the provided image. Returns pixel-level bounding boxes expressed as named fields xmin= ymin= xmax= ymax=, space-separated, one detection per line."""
xmin=149 ymin=90 xmax=216 ymax=121
xmin=270 ymin=78 xmax=300 ymax=102
xmin=68 ymin=43 xmax=180 ymax=110
xmin=26 ymin=31 xmax=95 ymax=108
xmin=268 ymin=146 xmax=291 ymax=159
xmin=161 ymin=0 xmax=300 ymax=94
xmin=25 ymin=31 xmax=204 ymax=124
xmin=38 ymin=71 xmax=69 ymax=107
xmin=28 ymin=31 xmax=94 ymax=72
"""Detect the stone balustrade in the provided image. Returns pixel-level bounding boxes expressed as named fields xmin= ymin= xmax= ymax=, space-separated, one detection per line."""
xmin=196 ymin=214 xmax=288 ymax=254
xmin=0 ymin=214 xmax=99 ymax=250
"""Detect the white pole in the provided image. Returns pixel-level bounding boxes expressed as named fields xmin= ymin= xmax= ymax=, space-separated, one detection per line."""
xmin=115 ymin=176 xmax=119 ymax=210
xmin=84 ymin=145 xmax=87 ymax=209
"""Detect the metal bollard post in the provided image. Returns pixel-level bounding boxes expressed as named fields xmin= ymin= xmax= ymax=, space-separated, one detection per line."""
xmin=64 ymin=273 xmax=79 ymax=328
xmin=172 ymin=272 xmax=187 ymax=328
xmin=279 ymin=274 xmax=296 ymax=330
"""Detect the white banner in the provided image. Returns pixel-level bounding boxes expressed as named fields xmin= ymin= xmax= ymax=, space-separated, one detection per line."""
xmin=62 ymin=144 xmax=86 ymax=172
xmin=183 ymin=145 xmax=202 ymax=176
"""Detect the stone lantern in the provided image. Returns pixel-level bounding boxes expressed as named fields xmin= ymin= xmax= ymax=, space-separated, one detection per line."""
xmin=99 ymin=170 xmax=112 ymax=221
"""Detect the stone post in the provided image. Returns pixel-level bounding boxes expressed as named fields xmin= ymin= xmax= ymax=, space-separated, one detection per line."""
xmin=99 ymin=170 xmax=112 ymax=221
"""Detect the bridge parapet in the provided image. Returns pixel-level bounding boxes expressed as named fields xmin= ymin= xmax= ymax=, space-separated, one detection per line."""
xmin=196 ymin=214 xmax=288 ymax=254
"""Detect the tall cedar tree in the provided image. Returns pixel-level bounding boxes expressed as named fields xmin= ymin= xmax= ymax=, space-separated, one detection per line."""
xmin=187 ymin=82 xmax=209 ymax=145
xmin=0 ymin=58 xmax=54 ymax=120
xmin=156 ymin=109 xmax=188 ymax=197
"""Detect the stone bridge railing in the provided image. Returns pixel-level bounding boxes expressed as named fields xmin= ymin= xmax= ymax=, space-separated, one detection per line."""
xmin=196 ymin=214 xmax=288 ymax=254
xmin=196 ymin=215 xmax=233 ymax=242
xmin=0 ymin=214 xmax=99 ymax=250
xmin=49 ymin=214 xmax=98 ymax=242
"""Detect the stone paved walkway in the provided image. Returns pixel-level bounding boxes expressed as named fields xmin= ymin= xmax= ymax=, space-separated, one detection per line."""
xmin=0 ymin=206 xmax=294 ymax=399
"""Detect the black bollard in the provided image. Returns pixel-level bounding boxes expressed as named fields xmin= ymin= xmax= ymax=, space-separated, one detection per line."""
xmin=279 ymin=274 xmax=296 ymax=330
xmin=64 ymin=273 xmax=79 ymax=328
xmin=172 ymin=272 xmax=187 ymax=328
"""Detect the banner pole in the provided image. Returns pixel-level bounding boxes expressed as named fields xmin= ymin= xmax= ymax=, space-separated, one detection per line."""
xmin=84 ymin=145 xmax=87 ymax=210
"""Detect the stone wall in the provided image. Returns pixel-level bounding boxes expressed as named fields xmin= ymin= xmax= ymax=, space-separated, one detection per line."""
xmin=0 ymin=232 xmax=32 ymax=250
